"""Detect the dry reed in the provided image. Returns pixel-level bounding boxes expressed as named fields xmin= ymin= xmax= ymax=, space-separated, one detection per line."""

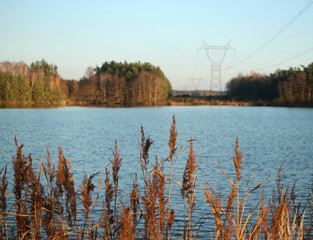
xmin=0 ymin=166 xmax=8 ymax=239
xmin=181 ymin=138 xmax=197 ymax=239
xmin=1 ymin=117 xmax=312 ymax=239
xmin=42 ymin=146 xmax=57 ymax=239
xmin=109 ymin=140 xmax=122 ymax=239
xmin=166 ymin=115 xmax=177 ymax=239
xmin=78 ymin=170 xmax=98 ymax=239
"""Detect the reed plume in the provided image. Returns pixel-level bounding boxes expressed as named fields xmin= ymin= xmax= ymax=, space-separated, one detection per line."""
xmin=119 ymin=199 xmax=135 ymax=240
xmin=167 ymin=209 xmax=175 ymax=233
xmin=0 ymin=166 xmax=8 ymax=239
xmin=28 ymin=158 xmax=44 ymax=239
xmin=203 ymin=137 xmax=268 ymax=239
xmin=55 ymin=146 xmax=77 ymax=236
xmin=168 ymin=115 xmax=177 ymax=160
xmin=129 ymin=173 xmax=139 ymax=237
xmin=109 ymin=140 xmax=122 ymax=226
xmin=2 ymin=119 xmax=312 ymax=239
xmin=157 ymin=163 xmax=166 ymax=240
xmin=139 ymin=126 xmax=153 ymax=182
xmin=100 ymin=168 xmax=114 ymax=239
xmin=78 ymin=170 xmax=98 ymax=239
xmin=181 ymin=138 xmax=197 ymax=239
xmin=142 ymin=157 xmax=161 ymax=240
xmin=42 ymin=146 xmax=57 ymax=238
xmin=166 ymin=115 xmax=177 ymax=239
xmin=270 ymin=162 xmax=305 ymax=239
xmin=247 ymin=190 xmax=270 ymax=239
xmin=233 ymin=136 xmax=244 ymax=239
xmin=306 ymin=181 xmax=313 ymax=239
xmin=0 ymin=166 xmax=8 ymax=215
xmin=12 ymin=137 xmax=32 ymax=238
xmin=202 ymin=182 xmax=224 ymax=238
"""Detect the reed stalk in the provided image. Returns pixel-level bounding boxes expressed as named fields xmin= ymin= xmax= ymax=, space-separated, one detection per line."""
xmin=166 ymin=115 xmax=177 ymax=239
xmin=109 ymin=140 xmax=122 ymax=239
xmin=56 ymin=145 xmax=78 ymax=238
xmin=100 ymin=167 xmax=113 ymax=239
xmin=12 ymin=137 xmax=32 ymax=238
xmin=181 ymin=138 xmax=197 ymax=239
xmin=78 ymin=170 xmax=98 ymax=239
xmin=119 ymin=199 xmax=135 ymax=240
xmin=129 ymin=173 xmax=139 ymax=237
xmin=42 ymin=146 xmax=57 ymax=239
xmin=202 ymin=137 xmax=269 ymax=239
xmin=2 ymin=118 xmax=312 ymax=239
xmin=0 ymin=166 xmax=8 ymax=239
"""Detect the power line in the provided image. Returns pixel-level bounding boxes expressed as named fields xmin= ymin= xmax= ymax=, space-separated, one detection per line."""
xmin=254 ymin=45 xmax=313 ymax=71
xmin=224 ymin=0 xmax=313 ymax=71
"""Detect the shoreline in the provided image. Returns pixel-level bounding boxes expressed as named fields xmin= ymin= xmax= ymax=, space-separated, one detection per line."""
xmin=1 ymin=98 xmax=313 ymax=108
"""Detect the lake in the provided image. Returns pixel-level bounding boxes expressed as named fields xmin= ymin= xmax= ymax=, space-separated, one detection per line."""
xmin=0 ymin=106 xmax=312 ymax=238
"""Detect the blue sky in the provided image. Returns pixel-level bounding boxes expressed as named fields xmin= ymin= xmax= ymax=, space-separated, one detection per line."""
xmin=1 ymin=0 xmax=313 ymax=90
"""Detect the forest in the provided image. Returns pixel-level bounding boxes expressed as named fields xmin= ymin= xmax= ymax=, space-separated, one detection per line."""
xmin=0 ymin=60 xmax=64 ymax=104
xmin=68 ymin=61 xmax=172 ymax=106
xmin=1 ymin=59 xmax=313 ymax=107
xmin=226 ymin=62 xmax=313 ymax=105
xmin=0 ymin=60 xmax=172 ymax=106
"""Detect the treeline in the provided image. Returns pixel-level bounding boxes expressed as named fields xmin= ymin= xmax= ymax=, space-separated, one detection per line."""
xmin=227 ymin=62 xmax=313 ymax=105
xmin=0 ymin=60 xmax=172 ymax=106
xmin=67 ymin=61 xmax=172 ymax=106
xmin=0 ymin=60 xmax=64 ymax=104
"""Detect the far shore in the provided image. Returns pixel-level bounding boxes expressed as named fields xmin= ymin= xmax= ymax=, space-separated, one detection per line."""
xmin=1 ymin=97 xmax=312 ymax=108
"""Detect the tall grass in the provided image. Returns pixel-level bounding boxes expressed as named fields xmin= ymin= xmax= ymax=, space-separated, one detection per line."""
xmin=0 ymin=117 xmax=312 ymax=239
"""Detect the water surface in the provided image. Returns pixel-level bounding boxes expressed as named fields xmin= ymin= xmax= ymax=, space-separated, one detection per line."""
xmin=0 ymin=106 xmax=312 ymax=237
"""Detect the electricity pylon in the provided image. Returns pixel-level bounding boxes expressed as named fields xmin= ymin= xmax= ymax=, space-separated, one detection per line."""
xmin=200 ymin=41 xmax=235 ymax=92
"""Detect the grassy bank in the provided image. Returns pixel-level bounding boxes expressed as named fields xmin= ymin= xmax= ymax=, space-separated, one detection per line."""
xmin=2 ymin=97 xmax=313 ymax=108
xmin=168 ymin=96 xmax=313 ymax=107
xmin=0 ymin=116 xmax=312 ymax=239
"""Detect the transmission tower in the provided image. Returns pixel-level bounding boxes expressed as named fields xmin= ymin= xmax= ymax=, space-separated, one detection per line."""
xmin=200 ymin=41 xmax=235 ymax=92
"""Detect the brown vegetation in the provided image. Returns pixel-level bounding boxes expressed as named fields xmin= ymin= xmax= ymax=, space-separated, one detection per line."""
xmin=0 ymin=117 xmax=312 ymax=239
